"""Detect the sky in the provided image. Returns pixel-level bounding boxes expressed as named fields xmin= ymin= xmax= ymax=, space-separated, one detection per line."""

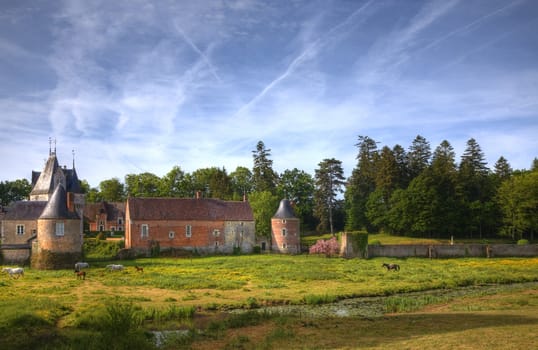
xmin=1 ymin=0 xmax=537 ymax=187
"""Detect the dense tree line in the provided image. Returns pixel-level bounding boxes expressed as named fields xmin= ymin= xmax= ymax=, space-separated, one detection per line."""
xmin=2 ymin=138 xmax=537 ymax=240
xmin=346 ymin=135 xmax=537 ymax=241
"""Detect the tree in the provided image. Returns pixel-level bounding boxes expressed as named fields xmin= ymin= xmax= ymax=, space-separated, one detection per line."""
xmin=429 ymin=140 xmax=461 ymax=237
xmin=125 ymin=172 xmax=161 ymax=197
xmin=407 ymin=135 xmax=431 ymax=180
xmin=230 ymin=166 xmax=253 ymax=201
xmin=0 ymin=179 xmax=32 ymax=206
xmin=191 ymin=167 xmax=232 ymax=199
xmin=251 ymin=141 xmax=278 ymax=193
xmin=314 ymin=158 xmax=345 ymax=235
xmin=159 ymin=166 xmax=193 ymax=197
xmin=248 ymin=191 xmax=279 ymax=239
xmin=99 ymin=178 xmax=125 ymax=202
xmin=458 ymin=138 xmax=494 ymax=238
xmin=277 ymin=168 xmax=316 ymax=231
xmin=493 ymin=156 xmax=512 ymax=181
xmin=497 ymin=171 xmax=538 ymax=240
xmin=345 ymin=135 xmax=378 ymax=231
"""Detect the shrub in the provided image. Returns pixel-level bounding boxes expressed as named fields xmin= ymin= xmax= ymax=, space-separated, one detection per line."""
xmin=253 ymin=245 xmax=261 ymax=254
xmin=517 ymin=239 xmax=529 ymax=245
xmin=309 ymin=236 xmax=339 ymax=257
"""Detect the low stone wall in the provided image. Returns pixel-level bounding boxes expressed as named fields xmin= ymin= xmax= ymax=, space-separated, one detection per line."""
xmin=366 ymin=244 xmax=538 ymax=258
xmin=0 ymin=247 xmax=31 ymax=265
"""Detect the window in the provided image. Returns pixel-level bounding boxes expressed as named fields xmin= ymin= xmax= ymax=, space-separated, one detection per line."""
xmin=282 ymin=219 xmax=287 ymax=224
xmin=169 ymin=231 xmax=175 ymax=239
xmin=213 ymin=229 xmax=220 ymax=237
xmin=281 ymin=228 xmax=287 ymax=236
xmin=99 ymin=220 xmax=104 ymax=225
xmin=141 ymin=224 xmax=149 ymax=238
xmin=185 ymin=225 xmax=192 ymax=238
xmin=118 ymin=218 xmax=123 ymax=225
xmin=118 ymin=226 xmax=123 ymax=231
xmin=111 ymin=226 xmax=116 ymax=231
xmin=99 ymin=225 xmax=104 ymax=231
xmin=16 ymin=224 xmax=25 ymax=235
xmin=282 ymin=243 xmax=287 ymax=249
xmin=56 ymin=222 xmax=65 ymax=236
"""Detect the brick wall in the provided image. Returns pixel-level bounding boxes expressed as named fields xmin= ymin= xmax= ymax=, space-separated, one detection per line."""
xmin=271 ymin=218 xmax=300 ymax=253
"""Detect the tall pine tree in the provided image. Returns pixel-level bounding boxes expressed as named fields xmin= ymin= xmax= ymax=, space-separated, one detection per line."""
xmin=314 ymin=158 xmax=345 ymax=235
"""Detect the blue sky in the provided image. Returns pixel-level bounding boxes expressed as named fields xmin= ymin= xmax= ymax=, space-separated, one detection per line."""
xmin=1 ymin=0 xmax=537 ymax=187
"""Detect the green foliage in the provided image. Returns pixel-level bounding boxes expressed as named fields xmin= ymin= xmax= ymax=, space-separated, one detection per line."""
xmin=83 ymin=238 xmax=124 ymax=259
xmin=248 ymin=191 xmax=279 ymax=238
xmin=99 ymin=177 xmax=125 ymax=202
xmin=314 ymin=158 xmax=346 ymax=234
xmin=497 ymin=171 xmax=538 ymax=240
xmin=191 ymin=167 xmax=233 ymax=199
xmin=348 ymin=231 xmax=369 ymax=258
xmin=0 ymin=178 xmax=31 ymax=206
xmin=125 ymin=172 xmax=162 ymax=197
xmin=252 ymin=140 xmax=278 ymax=193
xmin=517 ymin=239 xmax=529 ymax=245
xmin=277 ymin=168 xmax=317 ymax=231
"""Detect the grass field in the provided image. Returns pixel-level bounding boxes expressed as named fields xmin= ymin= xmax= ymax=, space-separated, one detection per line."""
xmin=1 ymin=255 xmax=538 ymax=349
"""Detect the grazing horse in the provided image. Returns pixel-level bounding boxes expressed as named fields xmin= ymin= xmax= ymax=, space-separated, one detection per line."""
xmin=75 ymin=270 xmax=86 ymax=280
xmin=134 ymin=266 xmax=144 ymax=273
xmin=382 ymin=263 xmax=400 ymax=271
xmin=74 ymin=262 xmax=90 ymax=271
xmin=106 ymin=264 xmax=124 ymax=271
xmin=2 ymin=267 xmax=24 ymax=279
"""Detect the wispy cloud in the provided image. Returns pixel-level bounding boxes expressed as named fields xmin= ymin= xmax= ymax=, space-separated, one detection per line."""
xmin=234 ymin=0 xmax=375 ymax=116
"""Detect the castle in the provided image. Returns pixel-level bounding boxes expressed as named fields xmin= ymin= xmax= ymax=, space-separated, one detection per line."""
xmin=0 ymin=146 xmax=84 ymax=268
xmin=1 ymin=146 xmax=301 ymax=266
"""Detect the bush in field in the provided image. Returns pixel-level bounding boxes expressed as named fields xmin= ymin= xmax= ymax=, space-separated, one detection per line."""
xmin=309 ymin=236 xmax=339 ymax=257
xmin=83 ymin=238 xmax=124 ymax=259
xmin=517 ymin=239 xmax=529 ymax=245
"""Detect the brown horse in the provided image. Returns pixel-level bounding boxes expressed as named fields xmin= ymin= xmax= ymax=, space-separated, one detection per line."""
xmin=134 ymin=266 xmax=144 ymax=273
xmin=75 ymin=270 xmax=86 ymax=280
xmin=382 ymin=263 xmax=400 ymax=271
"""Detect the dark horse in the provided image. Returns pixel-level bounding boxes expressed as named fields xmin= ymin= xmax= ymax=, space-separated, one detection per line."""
xmin=382 ymin=263 xmax=400 ymax=271
xmin=75 ymin=270 xmax=86 ymax=280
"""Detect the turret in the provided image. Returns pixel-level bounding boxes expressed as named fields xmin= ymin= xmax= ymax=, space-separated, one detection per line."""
xmin=271 ymin=199 xmax=300 ymax=253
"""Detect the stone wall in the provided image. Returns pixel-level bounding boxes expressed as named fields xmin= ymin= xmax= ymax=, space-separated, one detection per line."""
xmin=365 ymin=244 xmax=538 ymax=258
xmin=1 ymin=247 xmax=31 ymax=265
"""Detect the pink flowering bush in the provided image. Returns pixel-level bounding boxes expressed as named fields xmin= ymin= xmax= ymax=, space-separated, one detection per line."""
xmin=309 ymin=236 xmax=340 ymax=257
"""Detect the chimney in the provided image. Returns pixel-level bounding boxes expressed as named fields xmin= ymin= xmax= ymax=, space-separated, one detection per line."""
xmin=67 ymin=192 xmax=75 ymax=212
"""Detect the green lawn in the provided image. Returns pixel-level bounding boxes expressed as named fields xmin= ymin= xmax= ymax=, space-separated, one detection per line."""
xmin=1 ymin=255 xmax=538 ymax=349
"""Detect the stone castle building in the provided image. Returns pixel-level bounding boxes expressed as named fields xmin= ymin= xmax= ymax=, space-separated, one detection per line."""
xmin=0 ymin=147 xmax=84 ymax=268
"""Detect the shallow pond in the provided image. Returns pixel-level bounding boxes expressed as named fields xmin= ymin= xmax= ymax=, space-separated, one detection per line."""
xmin=234 ymin=281 xmax=538 ymax=319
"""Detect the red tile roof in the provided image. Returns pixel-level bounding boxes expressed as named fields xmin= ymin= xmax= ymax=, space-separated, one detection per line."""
xmin=127 ymin=198 xmax=254 ymax=221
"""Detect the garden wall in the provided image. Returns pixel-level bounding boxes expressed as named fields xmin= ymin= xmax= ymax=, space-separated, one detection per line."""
xmin=365 ymin=244 xmax=538 ymax=258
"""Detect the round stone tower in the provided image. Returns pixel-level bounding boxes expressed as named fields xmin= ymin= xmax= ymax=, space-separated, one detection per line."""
xmin=32 ymin=184 xmax=83 ymax=269
xmin=271 ymin=199 xmax=300 ymax=253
